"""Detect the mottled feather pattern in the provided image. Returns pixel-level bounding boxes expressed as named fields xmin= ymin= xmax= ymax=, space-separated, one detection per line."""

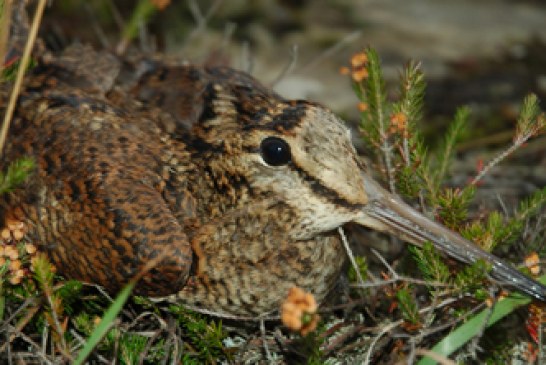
xmin=1 ymin=44 xmax=362 ymax=317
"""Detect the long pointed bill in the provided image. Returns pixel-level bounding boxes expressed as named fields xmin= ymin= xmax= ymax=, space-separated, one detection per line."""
xmin=355 ymin=173 xmax=546 ymax=301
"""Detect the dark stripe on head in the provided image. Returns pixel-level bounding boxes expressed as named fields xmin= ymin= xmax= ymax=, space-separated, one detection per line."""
xmin=242 ymin=100 xmax=317 ymax=133
xmin=290 ymin=160 xmax=363 ymax=210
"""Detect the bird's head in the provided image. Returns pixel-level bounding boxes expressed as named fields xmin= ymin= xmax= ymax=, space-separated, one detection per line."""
xmin=188 ymin=66 xmax=546 ymax=302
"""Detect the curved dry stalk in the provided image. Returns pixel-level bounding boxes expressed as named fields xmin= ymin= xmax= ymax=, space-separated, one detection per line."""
xmin=0 ymin=0 xmax=46 ymax=157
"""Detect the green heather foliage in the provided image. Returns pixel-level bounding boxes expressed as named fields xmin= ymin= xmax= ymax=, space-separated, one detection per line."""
xmin=352 ymin=47 xmax=546 ymax=363
xmin=409 ymin=242 xmax=450 ymax=286
xmin=0 ymin=157 xmax=34 ymax=194
xmin=169 ymin=304 xmax=229 ymax=363
xmin=1 ymin=37 xmax=545 ymax=362
xmin=347 ymin=255 xmax=368 ymax=283
xmin=1 ymin=58 xmax=37 ymax=82
xmin=396 ymin=287 xmax=420 ymax=325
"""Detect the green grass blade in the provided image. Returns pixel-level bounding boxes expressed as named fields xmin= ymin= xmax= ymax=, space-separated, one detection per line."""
xmin=73 ymin=282 xmax=135 ymax=365
xmin=0 ymin=295 xmax=4 ymax=321
xmin=417 ymin=275 xmax=546 ymax=365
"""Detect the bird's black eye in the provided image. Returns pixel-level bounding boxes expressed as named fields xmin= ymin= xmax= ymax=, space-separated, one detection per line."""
xmin=260 ymin=137 xmax=291 ymax=166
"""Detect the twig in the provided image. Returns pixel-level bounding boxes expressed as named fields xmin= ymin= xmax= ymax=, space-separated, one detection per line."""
xmin=83 ymin=3 xmax=110 ymax=48
xmin=415 ymin=348 xmax=457 ymax=365
xmin=364 ymin=296 xmax=471 ymax=362
xmin=270 ymin=44 xmax=299 ymax=87
xmin=371 ymin=248 xmax=397 ymax=277
xmin=495 ymin=192 xmax=509 ymax=216
xmin=465 ymin=289 xmax=497 ymax=359
xmin=470 ymin=134 xmax=534 ymax=186
xmin=350 ymin=276 xmax=451 ymax=289
xmin=187 ymin=0 xmax=204 ymax=24
xmin=2 ymin=324 xmax=56 ymax=364
xmin=69 ymin=330 xmax=110 ymax=364
xmin=138 ymin=328 xmax=165 ymax=365
xmin=126 ymin=311 xmax=167 ymax=331
xmin=0 ymin=297 xmax=38 ymax=332
xmin=183 ymin=0 xmax=224 ymax=48
xmin=41 ymin=322 xmax=48 ymax=361
xmin=321 ymin=323 xmax=370 ymax=355
xmin=415 ymin=301 xmax=486 ymax=339
xmin=106 ymin=0 xmax=126 ymax=33
xmin=0 ymin=302 xmax=40 ymax=352
xmin=138 ymin=17 xmax=152 ymax=52
xmin=44 ymin=288 xmax=70 ymax=356
xmin=380 ymin=133 xmax=396 ymax=193
xmin=240 ymin=41 xmax=254 ymax=74
xmin=299 ymin=30 xmax=361 ymax=72
xmin=0 ymin=0 xmax=47 ymax=157
xmin=0 ymin=0 xmax=12 ymax=76
xmin=364 ymin=319 xmax=402 ymax=364
xmin=351 ymin=248 xmax=452 ymax=289
xmin=407 ymin=337 xmax=416 ymax=365
xmin=221 ymin=22 xmax=236 ymax=50
xmin=260 ymin=319 xmax=272 ymax=362
xmin=339 ymin=227 xmax=366 ymax=287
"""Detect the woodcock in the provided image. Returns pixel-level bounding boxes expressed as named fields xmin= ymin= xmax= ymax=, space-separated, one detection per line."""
xmin=2 ymin=20 xmax=546 ymax=319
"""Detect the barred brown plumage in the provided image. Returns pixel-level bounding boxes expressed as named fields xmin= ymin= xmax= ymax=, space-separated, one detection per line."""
xmin=2 ymin=42 xmax=546 ymax=319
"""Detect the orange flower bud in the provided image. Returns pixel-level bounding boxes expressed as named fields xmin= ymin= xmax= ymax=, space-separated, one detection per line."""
xmin=281 ymin=287 xmax=320 ymax=336
xmin=351 ymin=52 xmax=368 ymax=68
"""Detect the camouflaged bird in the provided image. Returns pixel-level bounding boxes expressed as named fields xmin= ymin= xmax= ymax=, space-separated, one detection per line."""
xmin=2 ymin=41 xmax=546 ymax=319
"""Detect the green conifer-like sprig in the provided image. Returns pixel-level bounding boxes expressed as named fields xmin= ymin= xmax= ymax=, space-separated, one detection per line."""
xmin=431 ymin=107 xmax=469 ymax=194
xmin=472 ymin=94 xmax=545 ymax=186
xmin=357 ymin=48 xmax=396 ymax=191
xmin=396 ymin=287 xmax=421 ymax=326
xmin=409 ymin=242 xmax=450 ymax=285
xmin=0 ymin=157 xmax=35 ymax=195
xmin=392 ymin=62 xmax=428 ymax=199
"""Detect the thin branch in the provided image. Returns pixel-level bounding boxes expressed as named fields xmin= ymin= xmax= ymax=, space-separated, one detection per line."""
xmin=371 ymin=248 xmax=397 ymax=277
xmin=364 ymin=319 xmax=402 ymax=364
xmin=270 ymin=44 xmax=299 ymax=87
xmin=83 ymin=3 xmax=110 ymax=48
xmin=339 ymin=227 xmax=366 ymax=287
xmin=470 ymin=139 xmax=527 ymax=186
xmin=351 ymin=248 xmax=453 ymax=289
xmin=240 ymin=41 xmax=254 ymax=74
xmin=351 ymin=276 xmax=451 ymax=289
xmin=69 ymin=330 xmax=110 ymax=364
xmin=465 ymin=289 xmax=497 ymax=359
xmin=260 ymin=319 xmax=273 ymax=362
xmin=0 ymin=0 xmax=12 ymax=76
xmin=299 ymin=30 xmax=361 ymax=72
xmin=0 ymin=0 xmax=47 ymax=157
xmin=2 ymin=324 xmax=56 ymax=364
xmin=415 ymin=348 xmax=457 ymax=365
xmin=106 ymin=0 xmax=126 ymax=33
xmin=183 ymin=0 xmax=225 ymax=47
